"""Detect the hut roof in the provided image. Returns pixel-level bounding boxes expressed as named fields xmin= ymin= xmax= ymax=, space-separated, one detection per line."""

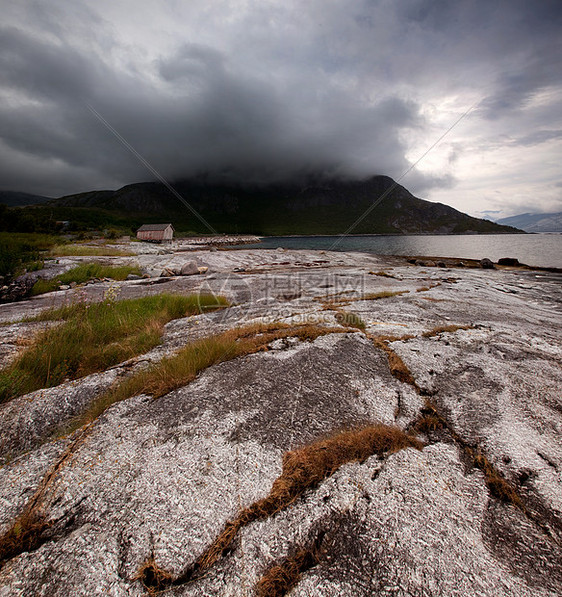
xmin=137 ymin=223 xmax=174 ymax=232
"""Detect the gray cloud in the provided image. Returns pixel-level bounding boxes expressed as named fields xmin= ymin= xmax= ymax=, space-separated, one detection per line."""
xmin=0 ymin=0 xmax=561 ymax=217
xmin=515 ymin=130 xmax=562 ymax=146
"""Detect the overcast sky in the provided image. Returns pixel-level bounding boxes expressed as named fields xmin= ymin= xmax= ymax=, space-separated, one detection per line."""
xmin=1 ymin=0 xmax=561 ymax=218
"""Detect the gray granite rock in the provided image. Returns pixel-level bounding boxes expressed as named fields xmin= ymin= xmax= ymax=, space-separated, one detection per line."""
xmin=0 ymin=247 xmax=560 ymax=596
xmin=180 ymin=262 xmax=200 ymax=276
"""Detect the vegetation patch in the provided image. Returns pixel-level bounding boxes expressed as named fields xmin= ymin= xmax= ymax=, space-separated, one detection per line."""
xmin=0 ymin=293 xmax=228 ymax=404
xmin=78 ymin=323 xmax=350 ymax=431
xmin=372 ymin=338 xmax=418 ymax=388
xmin=50 ymin=244 xmax=134 ymax=257
xmin=314 ymin=290 xmax=356 ymax=305
xmin=0 ymin=232 xmax=58 ymax=282
xmin=371 ymin=326 xmax=534 ymax=529
xmin=31 ymin=263 xmax=142 ymax=295
xmin=362 ymin=290 xmax=408 ymax=300
xmin=421 ymin=324 xmax=473 ymax=337
xmin=136 ymin=558 xmax=174 ymax=596
xmin=369 ymin=325 xmax=474 ymax=396
xmin=413 ymin=413 xmax=445 ymax=434
xmin=140 ymin=424 xmax=423 ymax=591
xmin=0 ymin=511 xmax=50 ymax=567
xmin=416 ymin=283 xmax=441 ymax=293
xmin=413 ymin=404 xmax=524 ymax=510
xmin=471 ymin=450 xmax=523 ymax=507
xmin=196 ymin=425 xmax=421 ymax=571
xmin=256 ymin=538 xmax=323 ymax=597
xmin=0 ymin=426 xmax=92 ymax=569
xmin=334 ymin=311 xmax=365 ymax=330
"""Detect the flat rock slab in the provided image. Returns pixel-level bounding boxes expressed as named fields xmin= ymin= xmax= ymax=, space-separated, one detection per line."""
xmin=0 ymin=248 xmax=561 ymax=596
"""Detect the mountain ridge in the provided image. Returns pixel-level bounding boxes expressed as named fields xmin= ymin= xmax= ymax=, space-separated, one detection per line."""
xmin=0 ymin=190 xmax=52 ymax=206
xmin=497 ymin=212 xmax=562 ymax=233
xmin=49 ymin=175 xmax=521 ymax=235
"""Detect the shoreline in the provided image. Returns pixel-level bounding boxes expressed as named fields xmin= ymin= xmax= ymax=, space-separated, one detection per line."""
xmin=230 ymin=233 xmax=562 ymax=270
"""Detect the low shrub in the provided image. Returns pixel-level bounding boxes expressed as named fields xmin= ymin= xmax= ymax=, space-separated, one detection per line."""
xmin=0 ymin=232 xmax=58 ymax=282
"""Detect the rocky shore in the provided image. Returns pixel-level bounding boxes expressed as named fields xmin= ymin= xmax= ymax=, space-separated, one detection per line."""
xmin=0 ymin=244 xmax=561 ymax=596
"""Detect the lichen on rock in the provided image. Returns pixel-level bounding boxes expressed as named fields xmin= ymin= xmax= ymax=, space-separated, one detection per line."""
xmin=0 ymin=246 xmax=561 ymax=596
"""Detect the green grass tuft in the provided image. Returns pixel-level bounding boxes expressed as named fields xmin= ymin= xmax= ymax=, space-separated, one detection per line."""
xmin=0 ymin=293 xmax=228 ymax=403
xmin=31 ymin=263 xmax=142 ymax=295
xmin=50 ymin=244 xmax=134 ymax=257
xmin=69 ymin=323 xmax=350 ymax=434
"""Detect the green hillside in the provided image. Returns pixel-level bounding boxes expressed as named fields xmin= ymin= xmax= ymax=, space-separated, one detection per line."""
xmin=2 ymin=176 xmax=522 ymax=235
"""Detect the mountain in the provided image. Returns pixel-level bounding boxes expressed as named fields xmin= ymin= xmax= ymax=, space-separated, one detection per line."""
xmin=0 ymin=190 xmax=52 ymax=206
xmin=497 ymin=212 xmax=562 ymax=233
xmin=49 ymin=176 xmax=521 ymax=235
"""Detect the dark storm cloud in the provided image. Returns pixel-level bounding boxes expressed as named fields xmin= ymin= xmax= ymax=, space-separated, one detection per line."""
xmin=0 ymin=17 xmax=420 ymax=195
xmin=0 ymin=0 xmax=561 ymax=209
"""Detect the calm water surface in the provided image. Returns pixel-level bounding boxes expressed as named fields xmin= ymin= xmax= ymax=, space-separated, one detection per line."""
xmin=244 ymin=234 xmax=562 ymax=269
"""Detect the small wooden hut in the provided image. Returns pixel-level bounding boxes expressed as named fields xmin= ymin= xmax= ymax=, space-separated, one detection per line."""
xmin=136 ymin=223 xmax=174 ymax=243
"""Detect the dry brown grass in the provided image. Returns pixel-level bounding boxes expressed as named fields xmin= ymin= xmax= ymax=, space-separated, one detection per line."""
xmin=0 ymin=511 xmax=50 ymax=566
xmin=370 ymin=337 xmax=418 ymax=388
xmin=421 ymin=324 xmax=473 ymax=337
xmin=415 ymin=403 xmax=524 ymax=510
xmin=0 ymin=426 xmax=92 ymax=568
xmin=362 ymin=290 xmax=408 ymax=300
xmin=373 ymin=325 xmax=472 ymax=346
xmin=256 ymin=547 xmax=321 ymax=597
xmin=384 ymin=347 xmax=418 ymax=387
xmin=413 ymin=414 xmax=444 ymax=434
xmin=471 ymin=450 xmax=522 ymax=507
xmin=395 ymin=315 xmax=529 ymax=527
xmin=136 ymin=558 xmax=174 ymax=595
xmin=138 ymin=424 xmax=422 ymax=590
xmin=369 ymin=325 xmax=474 ymax=390
xmin=416 ymin=285 xmax=436 ymax=293
xmin=196 ymin=425 xmax=422 ymax=572
xmin=319 ymin=300 xmax=341 ymax=311
xmin=320 ymin=290 xmax=407 ymax=305
xmin=334 ymin=311 xmax=365 ymax=330
xmin=69 ymin=323 xmax=351 ymax=433
xmin=313 ymin=290 xmax=356 ymax=302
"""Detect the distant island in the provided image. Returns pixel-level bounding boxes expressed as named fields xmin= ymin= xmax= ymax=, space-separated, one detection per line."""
xmin=497 ymin=212 xmax=562 ymax=233
xmin=1 ymin=175 xmax=521 ymax=235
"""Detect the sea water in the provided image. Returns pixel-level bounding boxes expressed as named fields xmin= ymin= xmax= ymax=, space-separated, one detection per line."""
xmin=244 ymin=234 xmax=562 ymax=269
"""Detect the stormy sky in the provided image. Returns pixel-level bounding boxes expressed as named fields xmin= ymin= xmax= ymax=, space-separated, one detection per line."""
xmin=1 ymin=0 xmax=561 ymax=218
